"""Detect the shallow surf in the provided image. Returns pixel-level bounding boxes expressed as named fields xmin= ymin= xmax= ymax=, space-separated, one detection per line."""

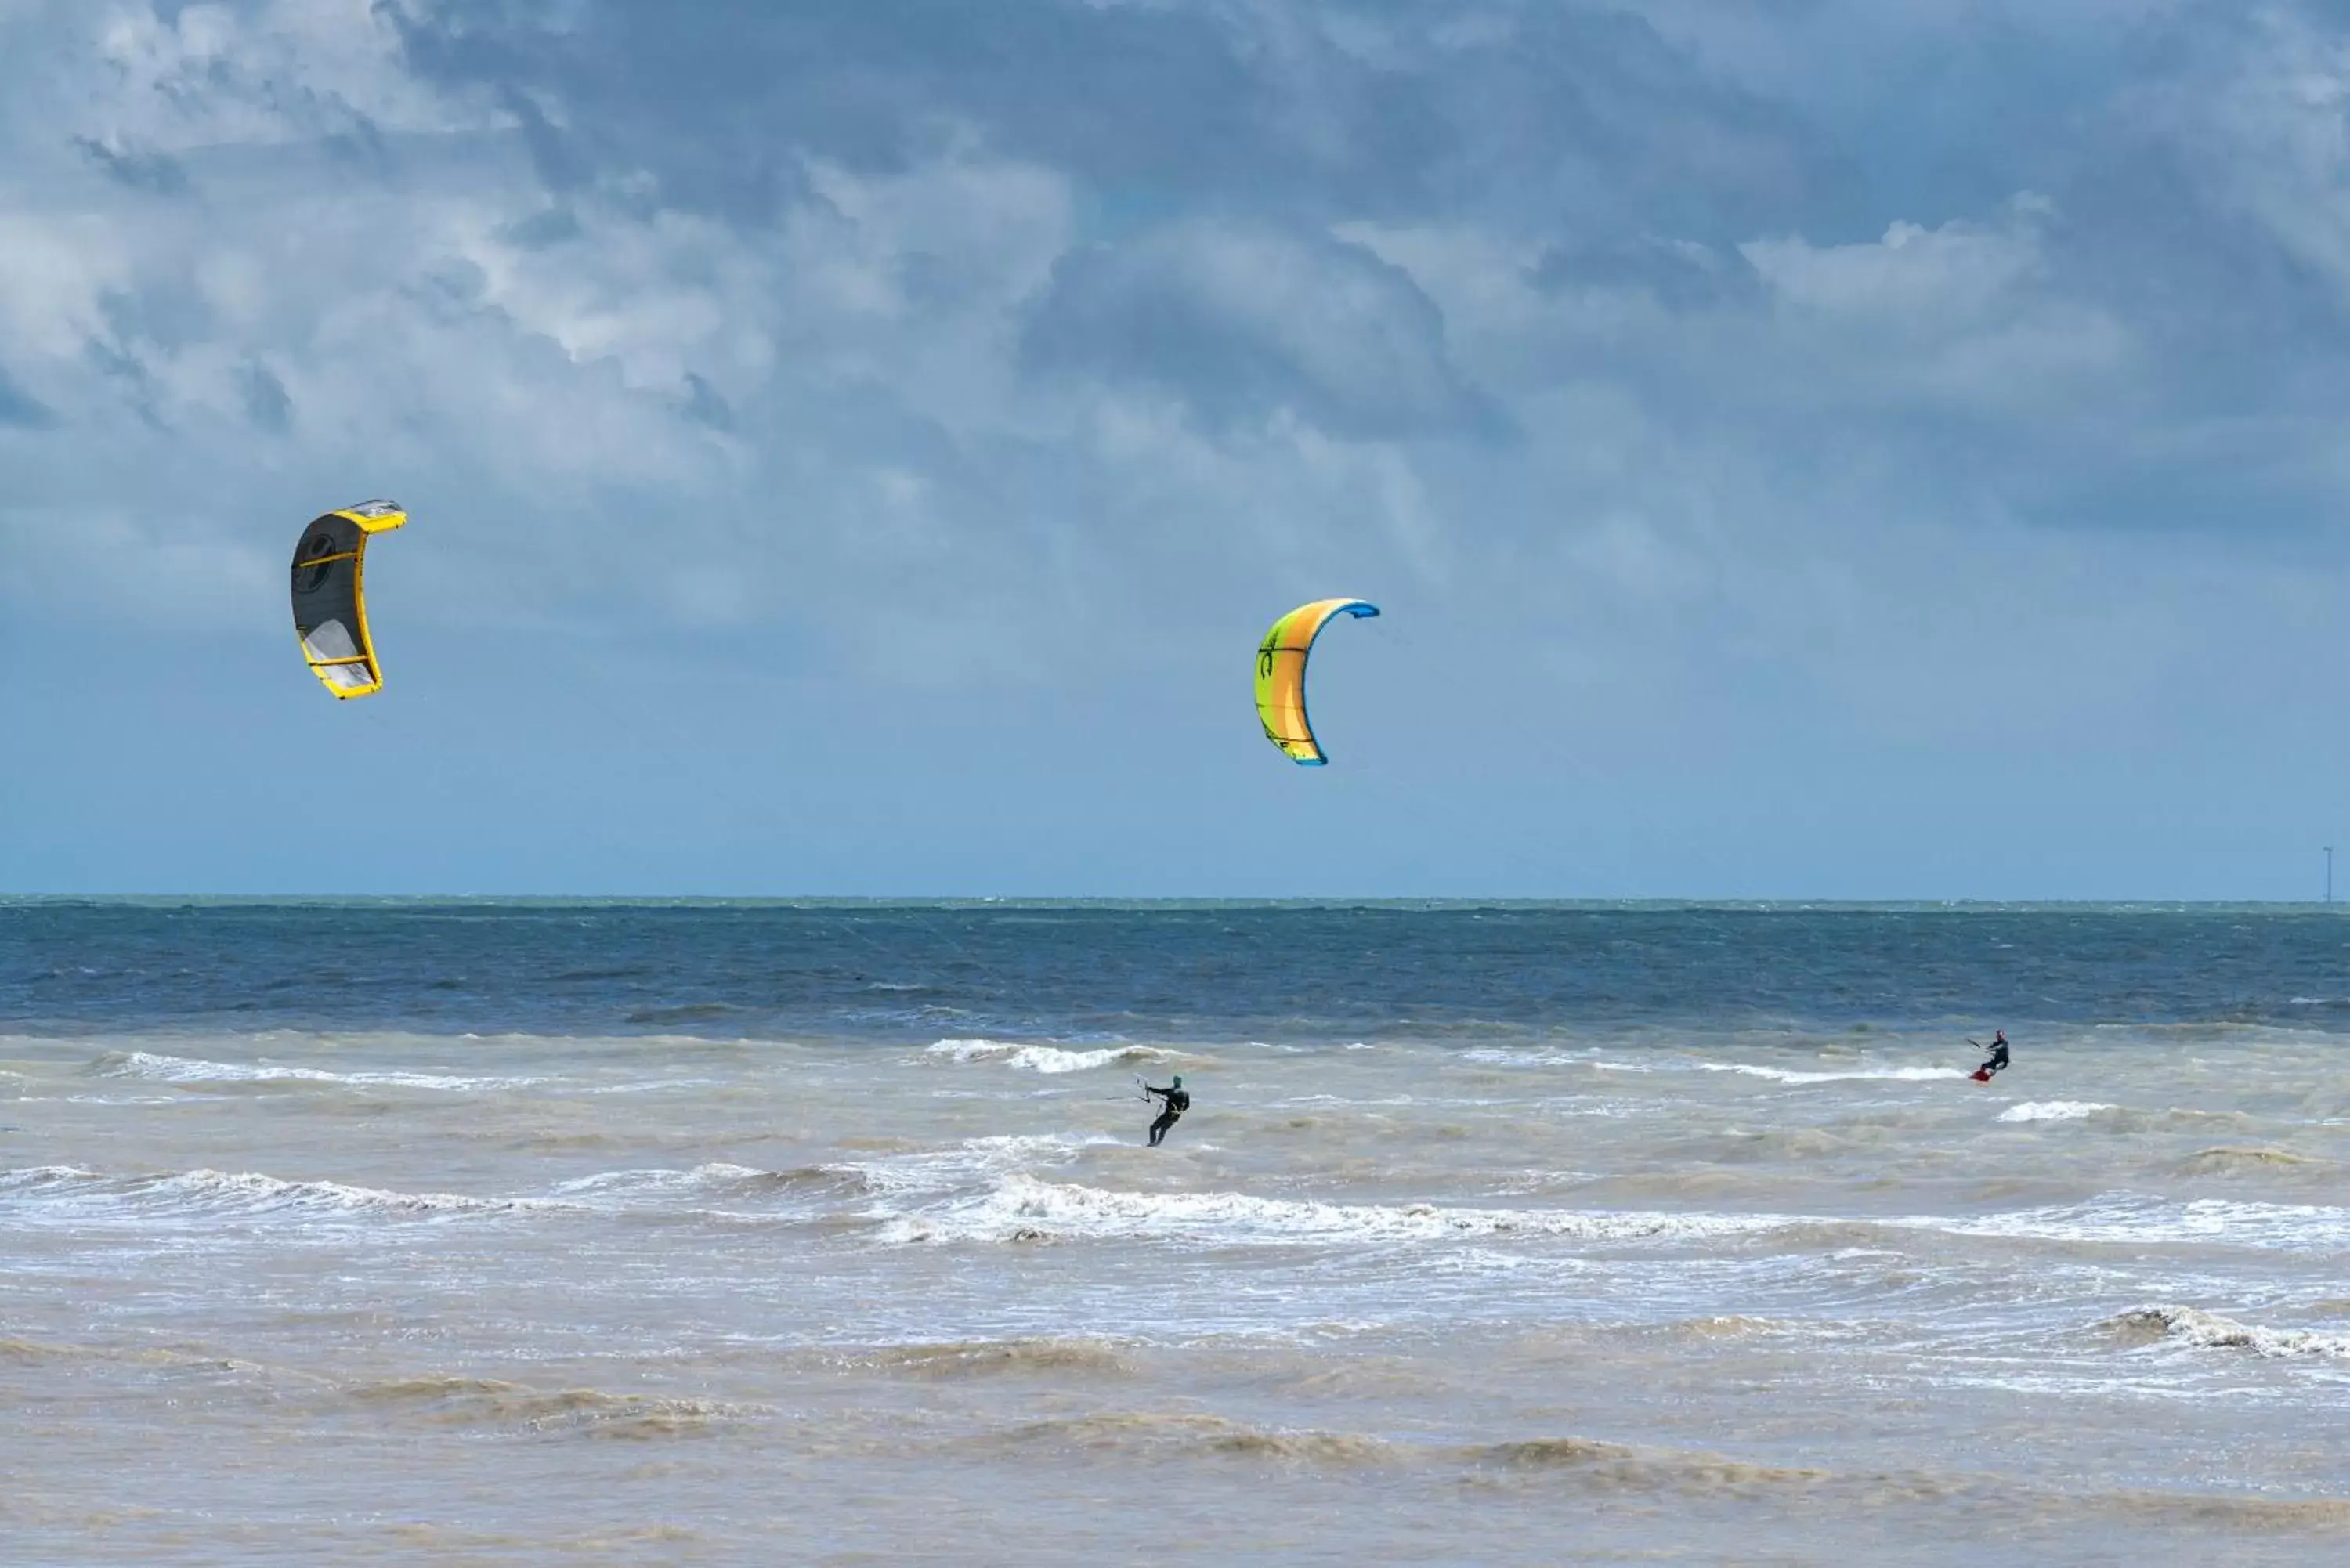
xmin=5 ymin=902 xmax=2348 ymax=1563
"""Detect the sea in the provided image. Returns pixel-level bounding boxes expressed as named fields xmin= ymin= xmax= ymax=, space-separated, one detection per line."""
xmin=2 ymin=900 xmax=2346 ymax=1565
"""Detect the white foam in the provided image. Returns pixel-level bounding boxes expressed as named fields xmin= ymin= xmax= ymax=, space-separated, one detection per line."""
xmin=1912 ymin=1194 xmax=2350 ymax=1255
xmin=1459 ymin=1049 xmax=1589 ymax=1067
xmin=1694 ymin=1062 xmax=1968 ymax=1085
xmin=578 ymin=1078 xmax=721 ymax=1095
xmin=92 ymin=1050 xmax=540 ymax=1093
xmin=0 ymin=1164 xmax=99 ymax=1190
xmin=1999 ymin=1101 xmax=2114 ymax=1123
xmin=554 ymin=1162 xmax=771 ymax=1197
xmin=146 ymin=1169 xmax=555 ymax=1216
xmin=1588 ymin=1058 xmax=1963 ymax=1084
xmin=924 ymin=1039 xmax=1170 ymax=1075
xmin=847 ymin=1133 xmax=1123 ymax=1197
xmin=2 ymin=1165 xmax=569 ymax=1222
xmin=877 ymin=1176 xmax=1792 ymax=1248
xmin=2118 ymin=1304 xmax=2350 ymax=1359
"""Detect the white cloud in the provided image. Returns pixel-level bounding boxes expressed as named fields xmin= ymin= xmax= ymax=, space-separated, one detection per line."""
xmin=2 ymin=0 xmax=2349 ymax=801
xmin=2151 ymin=5 xmax=2350 ymax=302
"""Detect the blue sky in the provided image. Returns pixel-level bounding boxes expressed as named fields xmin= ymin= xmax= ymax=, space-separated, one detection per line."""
xmin=4 ymin=0 xmax=2349 ymax=897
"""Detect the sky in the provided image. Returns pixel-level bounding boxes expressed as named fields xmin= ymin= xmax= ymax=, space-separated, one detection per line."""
xmin=4 ymin=0 xmax=2350 ymax=898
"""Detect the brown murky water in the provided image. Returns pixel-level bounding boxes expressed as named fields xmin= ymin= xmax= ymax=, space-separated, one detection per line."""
xmin=5 ymin=1024 xmax=2348 ymax=1563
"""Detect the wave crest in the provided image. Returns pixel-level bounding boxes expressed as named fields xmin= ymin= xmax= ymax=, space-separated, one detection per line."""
xmin=2175 ymin=1147 xmax=2326 ymax=1176
xmin=87 ymin=1050 xmax=538 ymax=1093
xmin=878 ymin=1176 xmax=1788 ymax=1247
xmin=855 ymin=1338 xmax=1133 ymax=1378
xmin=143 ymin=1169 xmax=562 ymax=1217
xmin=925 ymin=1039 xmax=1173 ymax=1074
xmin=2107 ymin=1305 xmax=2350 ymax=1359
xmin=1469 ymin=1436 xmax=1831 ymax=1489
xmin=2 ymin=1164 xmax=568 ymax=1220
xmin=1998 ymin=1101 xmax=2114 ymax=1123
xmin=1590 ymin=1058 xmax=1965 ymax=1085
xmin=999 ymin=1411 xmax=1397 ymax=1465
xmin=349 ymin=1375 xmax=766 ymax=1436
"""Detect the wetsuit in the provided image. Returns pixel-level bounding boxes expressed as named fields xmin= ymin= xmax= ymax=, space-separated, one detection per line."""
xmin=1978 ymin=1038 xmax=2010 ymax=1077
xmin=1144 ymin=1084 xmax=1190 ymax=1147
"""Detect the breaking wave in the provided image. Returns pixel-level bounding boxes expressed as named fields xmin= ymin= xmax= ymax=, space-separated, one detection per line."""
xmin=2106 ymin=1304 xmax=2350 ymax=1360
xmin=88 ymin=1050 xmax=540 ymax=1093
xmin=1918 ymin=1194 xmax=2350 ymax=1254
xmin=1694 ymin=1062 xmax=1969 ymax=1085
xmin=0 ymin=1164 xmax=572 ymax=1221
xmin=846 ymin=1133 xmax=1126 ymax=1198
xmin=1456 ymin=1048 xmax=1592 ymax=1067
xmin=137 ymin=1169 xmax=566 ymax=1219
xmin=1998 ymin=1101 xmax=2114 ymax=1122
xmin=1590 ymin=1058 xmax=1965 ymax=1085
xmin=875 ymin=1175 xmax=1791 ymax=1247
xmin=552 ymin=1162 xmax=873 ymax=1204
xmin=925 ymin=1039 xmax=1173 ymax=1074
xmin=560 ymin=1161 xmax=822 ymax=1190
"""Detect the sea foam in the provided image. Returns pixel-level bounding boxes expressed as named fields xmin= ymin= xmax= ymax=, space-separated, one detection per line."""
xmin=2110 ymin=1304 xmax=2350 ymax=1359
xmin=1589 ymin=1058 xmax=1966 ymax=1084
xmin=1917 ymin=1194 xmax=2350 ymax=1255
xmin=1998 ymin=1101 xmax=2115 ymax=1122
xmin=0 ymin=1164 xmax=570 ymax=1222
xmin=877 ymin=1175 xmax=1791 ymax=1248
xmin=925 ymin=1039 xmax=1170 ymax=1074
xmin=1693 ymin=1062 xmax=1969 ymax=1085
xmin=89 ymin=1050 xmax=540 ymax=1093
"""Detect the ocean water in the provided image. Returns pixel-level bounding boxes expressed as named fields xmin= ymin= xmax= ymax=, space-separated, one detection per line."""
xmin=3 ymin=901 xmax=2347 ymax=1565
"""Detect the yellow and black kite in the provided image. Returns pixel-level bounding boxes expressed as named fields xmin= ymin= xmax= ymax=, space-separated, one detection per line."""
xmin=290 ymin=500 xmax=407 ymax=699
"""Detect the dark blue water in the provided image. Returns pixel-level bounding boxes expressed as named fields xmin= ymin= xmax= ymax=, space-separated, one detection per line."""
xmin=5 ymin=901 xmax=2348 ymax=1042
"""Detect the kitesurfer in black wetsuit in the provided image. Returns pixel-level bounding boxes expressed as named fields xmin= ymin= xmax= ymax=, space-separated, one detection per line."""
xmin=1144 ymin=1076 xmax=1189 ymax=1147
xmin=1975 ymin=1030 xmax=2010 ymax=1078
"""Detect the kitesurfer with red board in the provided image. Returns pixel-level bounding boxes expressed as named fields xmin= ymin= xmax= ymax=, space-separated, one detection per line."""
xmin=1969 ymin=1031 xmax=2010 ymax=1082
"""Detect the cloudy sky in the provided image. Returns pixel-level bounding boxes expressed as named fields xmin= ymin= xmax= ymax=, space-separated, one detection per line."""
xmin=4 ymin=0 xmax=2348 ymax=897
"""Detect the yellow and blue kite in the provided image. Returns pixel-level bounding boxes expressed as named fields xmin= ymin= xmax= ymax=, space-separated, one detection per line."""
xmin=1254 ymin=598 xmax=1379 ymax=765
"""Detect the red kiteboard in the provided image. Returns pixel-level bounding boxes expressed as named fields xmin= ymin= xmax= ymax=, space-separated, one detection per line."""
xmin=1969 ymin=1068 xmax=1992 ymax=1082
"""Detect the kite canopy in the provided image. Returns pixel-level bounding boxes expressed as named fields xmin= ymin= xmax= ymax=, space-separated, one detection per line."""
xmin=290 ymin=500 xmax=406 ymax=699
xmin=1254 ymin=598 xmax=1379 ymax=765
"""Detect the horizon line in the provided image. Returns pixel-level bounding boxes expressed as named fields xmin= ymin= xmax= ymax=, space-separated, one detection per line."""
xmin=3 ymin=894 xmax=2346 ymax=912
